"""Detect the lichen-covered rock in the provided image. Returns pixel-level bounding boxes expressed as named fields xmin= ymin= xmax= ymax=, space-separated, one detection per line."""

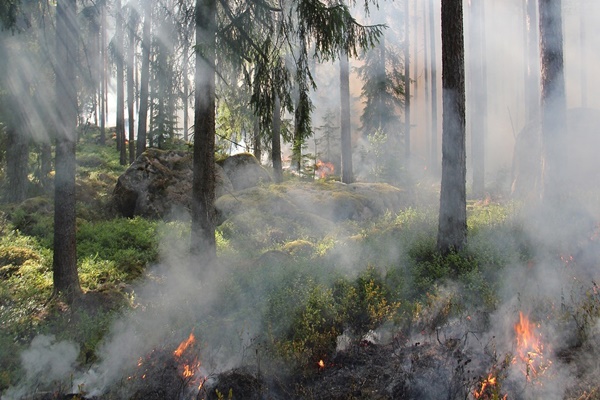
xmin=112 ymin=149 xmax=233 ymax=219
xmin=217 ymin=153 xmax=272 ymax=191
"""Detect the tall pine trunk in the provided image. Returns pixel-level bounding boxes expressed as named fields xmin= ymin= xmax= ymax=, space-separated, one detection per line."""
xmin=437 ymin=0 xmax=467 ymax=254
xmin=99 ymin=0 xmax=106 ymax=145
xmin=183 ymin=39 xmax=190 ymax=142
xmin=539 ymin=0 xmax=566 ymax=205
xmin=525 ymin=0 xmax=540 ymax=122
xmin=429 ymin=0 xmax=439 ymax=176
xmin=340 ymin=52 xmax=354 ymax=184
xmin=191 ymin=0 xmax=217 ymax=261
xmin=53 ymin=0 xmax=81 ymax=302
xmin=137 ymin=0 xmax=151 ymax=158
xmin=404 ymin=0 xmax=411 ymax=164
xmin=115 ymin=0 xmax=126 ymax=165
xmin=272 ymin=93 xmax=283 ymax=183
xmin=5 ymin=128 xmax=29 ymax=203
xmin=127 ymin=9 xmax=136 ymax=164
xmin=253 ymin=116 xmax=261 ymax=162
xmin=469 ymin=0 xmax=486 ymax=198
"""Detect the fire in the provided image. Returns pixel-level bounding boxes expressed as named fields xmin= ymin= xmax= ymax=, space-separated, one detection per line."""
xmin=317 ymin=359 xmax=325 ymax=369
xmin=473 ymin=373 xmax=506 ymax=399
xmin=513 ymin=312 xmax=551 ymax=381
xmin=173 ymin=332 xmax=195 ymax=358
xmin=315 ymin=160 xmax=335 ymax=179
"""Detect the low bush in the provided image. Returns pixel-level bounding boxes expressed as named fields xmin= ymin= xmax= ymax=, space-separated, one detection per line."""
xmin=77 ymin=217 xmax=159 ymax=280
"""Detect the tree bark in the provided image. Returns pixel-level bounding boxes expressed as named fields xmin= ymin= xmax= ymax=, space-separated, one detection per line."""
xmin=437 ymin=0 xmax=467 ymax=254
xmin=137 ymin=0 xmax=151 ymax=158
xmin=127 ymin=9 xmax=136 ymax=164
xmin=272 ymin=94 xmax=283 ymax=183
xmin=525 ymin=0 xmax=540 ymax=122
xmin=191 ymin=0 xmax=217 ymax=261
xmin=53 ymin=0 xmax=81 ymax=302
xmin=423 ymin=0 xmax=431 ymax=166
xmin=429 ymin=0 xmax=439 ymax=176
xmin=404 ymin=0 xmax=411 ymax=164
xmin=469 ymin=0 xmax=486 ymax=198
xmin=99 ymin=0 xmax=106 ymax=146
xmin=340 ymin=52 xmax=354 ymax=184
xmin=183 ymin=39 xmax=190 ymax=142
xmin=539 ymin=0 xmax=567 ymax=204
xmin=115 ymin=0 xmax=126 ymax=165
xmin=5 ymin=127 xmax=29 ymax=203
xmin=253 ymin=116 xmax=261 ymax=162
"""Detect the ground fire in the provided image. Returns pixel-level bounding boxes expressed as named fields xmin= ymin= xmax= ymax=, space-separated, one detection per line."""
xmin=123 ymin=331 xmax=205 ymax=398
xmin=315 ymin=160 xmax=335 ymax=179
xmin=513 ymin=312 xmax=551 ymax=382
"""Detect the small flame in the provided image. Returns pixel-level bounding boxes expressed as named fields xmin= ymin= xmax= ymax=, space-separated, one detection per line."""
xmin=174 ymin=332 xmax=196 ymax=358
xmin=317 ymin=359 xmax=325 ymax=369
xmin=182 ymin=364 xmax=195 ymax=378
xmin=473 ymin=373 xmax=497 ymax=399
xmin=315 ymin=160 xmax=335 ymax=179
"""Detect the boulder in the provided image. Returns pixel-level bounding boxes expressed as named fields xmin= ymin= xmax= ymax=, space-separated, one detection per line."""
xmin=113 ymin=149 xmax=233 ymax=218
xmin=217 ymin=153 xmax=272 ymax=191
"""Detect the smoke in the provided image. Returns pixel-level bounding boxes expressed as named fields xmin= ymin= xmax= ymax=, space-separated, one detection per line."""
xmin=2 ymin=335 xmax=79 ymax=400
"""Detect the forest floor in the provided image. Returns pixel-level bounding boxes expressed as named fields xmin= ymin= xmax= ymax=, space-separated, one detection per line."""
xmin=2 ymin=130 xmax=600 ymax=399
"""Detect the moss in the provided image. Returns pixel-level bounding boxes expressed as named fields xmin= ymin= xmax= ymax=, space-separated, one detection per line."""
xmin=282 ymin=240 xmax=315 ymax=258
xmin=0 ymin=246 xmax=40 ymax=267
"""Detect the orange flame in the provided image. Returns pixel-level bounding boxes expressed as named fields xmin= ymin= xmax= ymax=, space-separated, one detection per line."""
xmin=315 ymin=160 xmax=335 ymax=179
xmin=182 ymin=363 xmax=195 ymax=378
xmin=174 ymin=332 xmax=196 ymax=358
xmin=473 ymin=373 xmax=496 ymax=399
xmin=317 ymin=359 xmax=325 ymax=369
xmin=513 ymin=312 xmax=551 ymax=381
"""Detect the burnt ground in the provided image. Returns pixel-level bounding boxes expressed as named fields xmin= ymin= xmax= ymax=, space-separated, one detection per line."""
xmin=201 ymin=338 xmax=492 ymax=400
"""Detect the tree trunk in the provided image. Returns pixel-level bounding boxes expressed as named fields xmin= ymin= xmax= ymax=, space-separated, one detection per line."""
xmin=469 ymin=0 xmax=486 ymax=198
xmin=272 ymin=93 xmax=283 ymax=183
xmin=340 ymin=52 xmax=354 ymax=184
xmin=115 ymin=0 xmax=126 ymax=165
xmin=525 ymin=0 xmax=540 ymax=122
xmin=423 ymin=0 xmax=431 ymax=166
xmin=253 ymin=116 xmax=261 ymax=162
xmin=404 ymin=0 xmax=411 ymax=164
xmin=437 ymin=0 xmax=467 ymax=254
xmin=5 ymin=127 xmax=29 ymax=203
xmin=183 ymin=39 xmax=190 ymax=142
xmin=99 ymin=1 xmax=106 ymax=145
xmin=137 ymin=1 xmax=151 ymax=158
xmin=429 ymin=0 xmax=439 ymax=176
xmin=412 ymin=0 xmax=418 ymax=108
xmin=127 ymin=9 xmax=136 ymax=164
xmin=579 ymin=0 xmax=587 ymax=107
xmin=41 ymin=142 xmax=52 ymax=191
xmin=53 ymin=0 xmax=81 ymax=302
xmin=191 ymin=0 xmax=217 ymax=261
xmin=539 ymin=0 xmax=567 ymax=204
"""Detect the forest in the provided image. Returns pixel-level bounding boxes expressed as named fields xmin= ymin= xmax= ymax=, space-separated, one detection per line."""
xmin=1 ymin=0 xmax=600 ymax=398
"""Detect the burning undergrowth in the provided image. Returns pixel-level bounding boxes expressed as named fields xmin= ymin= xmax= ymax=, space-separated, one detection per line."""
xmin=6 ymin=201 xmax=600 ymax=400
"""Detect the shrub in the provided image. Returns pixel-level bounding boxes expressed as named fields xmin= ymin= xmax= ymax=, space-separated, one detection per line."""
xmin=337 ymin=266 xmax=399 ymax=337
xmin=77 ymin=217 xmax=158 ymax=279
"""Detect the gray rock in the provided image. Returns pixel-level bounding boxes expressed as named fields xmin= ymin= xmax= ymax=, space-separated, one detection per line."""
xmin=113 ymin=149 xmax=234 ymax=218
xmin=217 ymin=153 xmax=272 ymax=191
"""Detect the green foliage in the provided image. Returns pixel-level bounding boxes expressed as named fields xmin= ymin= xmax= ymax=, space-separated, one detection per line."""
xmin=77 ymin=217 xmax=159 ymax=280
xmin=357 ymin=40 xmax=405 ymax=137
xmin=265 ymin=279 xmax=341 ymax=370
xmin=334 ymin=266 xmax=399 ymax=337
xmin=359 ymin=129 xmax=406 ymax=186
